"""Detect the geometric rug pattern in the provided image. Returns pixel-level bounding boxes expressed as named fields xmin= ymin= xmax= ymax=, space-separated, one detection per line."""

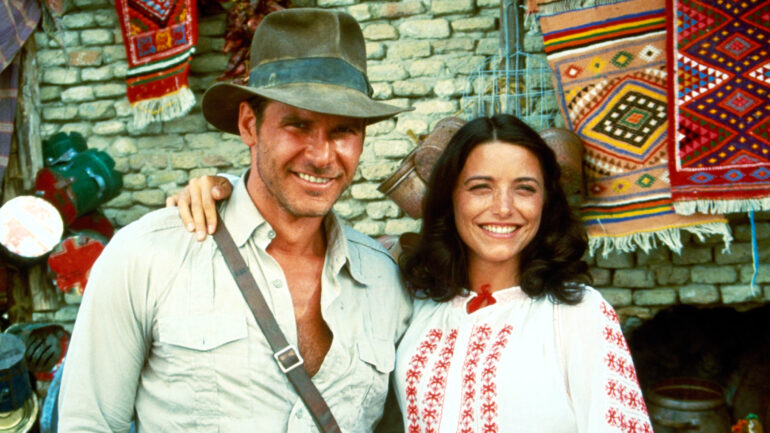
xmin=541 ymin=0 xmax=731 ymax=256
xmin=667 ymin=0 xmax=770 ymax=214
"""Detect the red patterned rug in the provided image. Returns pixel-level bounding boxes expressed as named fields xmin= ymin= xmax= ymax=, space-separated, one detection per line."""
xmin=115 ymin=0 xmax=197 ymax=129
xmin=667 ymin=0 xmax=770 ymax=214
xmin=540 ymin=0 xmax=732 ymax=257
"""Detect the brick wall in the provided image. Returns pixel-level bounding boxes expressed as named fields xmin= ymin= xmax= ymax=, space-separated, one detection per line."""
xmin=30 ymin=0 xmax=770 ymax=326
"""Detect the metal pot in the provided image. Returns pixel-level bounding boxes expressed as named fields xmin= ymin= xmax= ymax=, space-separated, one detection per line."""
xmin=647 ymin=377 xmax=732 ymax=433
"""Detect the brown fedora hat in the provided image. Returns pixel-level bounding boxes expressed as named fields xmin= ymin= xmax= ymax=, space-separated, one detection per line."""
xmin=202 ymin=8 xmax=412 ymax=134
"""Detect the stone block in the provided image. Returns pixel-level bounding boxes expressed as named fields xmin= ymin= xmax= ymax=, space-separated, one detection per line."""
xmin=201 ymin=153 xmax=232 ymax=167
xmin=393 ymin=79 xmax=433 ymax=97
xmin=369 ymin=64 xmax=408 ymax=82
xmin=106 ymin=205 xmax=152 ymax=227
xmin=130 ymin=153 xmax=169 ymax=170
xmin=38 ymin=50 xmax=67 ymax=67
xmin=445 ymin=55 xmax=486 ymax=74
xmin=318 ymin=0 xmax=354 ymax=5
xmin=476 ymin=38 xmax=499 ymax=55
xmin=333 ymin=199 xmax=366 ymax=220
xmin=739 ymin=263 xmax=770 ymax=284
xmin=588 ymin=267 xmax=611 ymax=286
xmin=432 ymin=38 xmax=476 ymax=53
xmin=351 ymin=182 xmax=385 ymax=200
xmin=359 ymin=161 xmax=400 ymax=181
xmin=133 ymin=190 xmax=166 ymax=206
xmin=366 ymin=118 xmax=395 ymax=136
xmin=111 ymin=61 xmax=128 ymax=78
xmin=431 ymin=0 xmax=474 ymax=15
xmin=654 ymin=265 xmax=690 ymax=285
xmin=389 ymin=41 xmax=432 ymax=59
xmin=734 ymin=222 xmax=770 ymax=241
xmin=364 ymin=23 xmax=398 ymax=41
xmin=632 ymin=288 xmax=676 ymax=306
xmin=40 ymin=123 xmax=60 ymax=137
xmin=613 ymin=269 xmax=655 ymax=288
xmin=371 ymin=82 xmax=393 ymax=99
xmin=40 ymin=86 xmax=61 ymax=102
xmin=137 ymin=135 xmax=185 ymax=150
xmin=385 ymin=218 xmax=421 ymax=235
xmin=47 ymin=31 xmax=79 ymax=48
xmin=189 ymin=167 xmax=218 ymax=178
xmin=399 ymin=19 xmax=451 ymax=39
xmin=112 ymin=157 xmax=130 ymax=173
xmin=93 ymin=10 xmax=117 ymax=26
xmin=721 ymin=284 xmax=760 ymax=303
xmin=678 ymin=284 xmax=719 ymax=304
xmin=198 ymin=18 xmax=226 ymax=37
xmin=190 ymin=53 xmax=229 ymax=73
xmin=353 ymin=219 xmax=385 ymax=237
xmin=348 ymin=4 xmax=371 ymax=21
xmin=408 ymin=59 xmax=445 ymax=77
xmin=148 ymin=170 xmax=187 ymax=187
xmin=42 ymin=105 xmax=78 ymax=121
xmin=122 ymin=173 xmax=147 ymax=190
xmin=62 ymin=12 xmax=95 ymax=29
xmin=105 ymin=191 xmax=132 ymax=208
xmin=42 ymin=68 xmax=79 ymax=85
xmin=366 ymin=201 xmax=401 ymax=219
xmin=413 ymin=99 xmax=458 ymax=114
xmin=477 ymin=0 xmax=499 ymax=7
xmin=597 ymin=288 xmax=631 ymax=306
xmin=68 ymin=49 xmax=103 ymax=67
xmin=102 ymin=45 xmax=126 ymax=62
xmin=93 ymin=83 xmax=126 ymax=98
xmin=81 ymin=29 xmax=113 ymax=46
xmin=184 ymin=132 xmax=222 ymax=149
xmin=60 ymin=122 xmax=93 ymax=138
xmin=373 ymin=1 xmax=425 ymax=19
xmin=111 ymin=137 xmax=137 ymax=156
xmin=78 ymin=101 xmax=116 ymax=120
xmin=690 ymin=265 xmax=738 ymax=284
xmin=715 ymin=242 xmax=753 ymax=264
xmin=434 ymin=78 xmax=467 ymax=97
xmin=636 ymin=247 xmax=671 ymax=265
xmin=373 ymin=139 xmax=414 ymax=158
xmin=196 ymin=36 xmax=224 ymax=54
xmin=596 ymin=251 xmax=634 ymax=268
xmin=366 ymin=42 xmax=385 ymax=60
xmin=396 ymin=117 xmax=429 ymax=136
xmin=171 ymin=151 xmax=203 ymax=169
xmin=81 ymin=65 xmax=114 ymax=81
xmin=162 ymin=115 xmax=208 ymax=134
xmin=127 ymin=120 xmax=164 ymax=139
xmin=452 ymin=17 xmax=496 ymax=32
xmin=73 ymin=0 xmax=109 ymax=7
xmin=61 ymin=86 xmax=95 ymax=103
xmin=672 ymin=245 xmax=713 ymax=265
xmin=523 ymin=31 xmax=545 ymax=53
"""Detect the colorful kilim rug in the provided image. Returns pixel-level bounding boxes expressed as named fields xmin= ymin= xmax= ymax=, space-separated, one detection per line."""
xmin=667 ymin=0 xmax=770 ymax=214
xmin=540 ymin=0 xmax=732 ymax=256
xmin=115 ymin=0 xmax=197 ymax=129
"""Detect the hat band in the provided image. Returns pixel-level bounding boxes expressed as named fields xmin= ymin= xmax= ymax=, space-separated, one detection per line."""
xmin=249 ymin=57 xmax=373 ymax=96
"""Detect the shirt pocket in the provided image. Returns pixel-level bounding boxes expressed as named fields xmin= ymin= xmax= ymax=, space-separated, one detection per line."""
xmin=156 ymin=312 xmax=249 ymax=382
xmin=356 ymin=338 xmax=395 ymax=423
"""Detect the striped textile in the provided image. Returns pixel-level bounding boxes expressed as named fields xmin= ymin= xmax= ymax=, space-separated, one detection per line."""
xmin=0 ymin=58 xmax=19 ymax=183
xmin=667 ymin=0 xmax=770 ymax=215
xmin=115 ymin=0 xmax=197 ymax=129
xmin=540 ymin=0 xmax=732 ymax=256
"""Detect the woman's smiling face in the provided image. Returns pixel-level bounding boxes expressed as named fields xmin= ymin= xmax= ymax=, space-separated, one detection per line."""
xmin=452 ymin=141 xmax=545 ymax=278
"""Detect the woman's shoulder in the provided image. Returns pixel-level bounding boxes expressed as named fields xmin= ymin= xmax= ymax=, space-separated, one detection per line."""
xmin=557 ymin=285 xmax=617 ymax=320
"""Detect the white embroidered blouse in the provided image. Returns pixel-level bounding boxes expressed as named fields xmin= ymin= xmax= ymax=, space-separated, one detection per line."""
xmin=394 ymin=285 xmax=652 ymax=433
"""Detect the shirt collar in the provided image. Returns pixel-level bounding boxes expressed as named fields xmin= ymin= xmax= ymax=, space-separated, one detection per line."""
xmin=219 ymin=172 xmax=356 ymax=281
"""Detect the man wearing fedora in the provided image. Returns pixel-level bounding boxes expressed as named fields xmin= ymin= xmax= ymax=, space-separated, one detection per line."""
xmin=58 ymin=8 xmax=412 ymax=432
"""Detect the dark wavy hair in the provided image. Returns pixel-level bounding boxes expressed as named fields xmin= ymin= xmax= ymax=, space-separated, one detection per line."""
xmin=399 ymin=114 xmax=590 ymax=305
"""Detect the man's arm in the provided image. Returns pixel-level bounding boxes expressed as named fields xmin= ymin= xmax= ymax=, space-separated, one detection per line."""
xmin=166 ymin=175 xmax=233 ymax=240
xmin=58 ymin=228 xmax=151 ymax=432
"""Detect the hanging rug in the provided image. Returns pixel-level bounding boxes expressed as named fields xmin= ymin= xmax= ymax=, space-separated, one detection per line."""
xmin=666 ymin=0 xmax=770 ymax=215
xmin=539 ymin=0 xmax=732 ymax=257
xmin=115 ymin=0 xmax=198 ymax=129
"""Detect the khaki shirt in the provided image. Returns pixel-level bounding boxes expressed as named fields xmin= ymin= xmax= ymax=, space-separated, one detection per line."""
xmin=58 ymin=177 xmax=412 ymax=432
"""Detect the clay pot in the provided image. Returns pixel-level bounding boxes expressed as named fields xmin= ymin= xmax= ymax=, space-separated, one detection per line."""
xmin=647 ymin=377 xmax=732 ymax=433
xmin=539 ymin=127 xmax=584 ymax=196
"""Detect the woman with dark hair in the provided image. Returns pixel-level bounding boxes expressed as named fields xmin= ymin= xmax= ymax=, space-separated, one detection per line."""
xmin=171 ymin=114 xmax=652 ymax=432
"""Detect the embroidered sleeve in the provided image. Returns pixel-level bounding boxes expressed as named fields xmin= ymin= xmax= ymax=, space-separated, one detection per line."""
xmin=559 ymin=290 xmax=653 ymax=433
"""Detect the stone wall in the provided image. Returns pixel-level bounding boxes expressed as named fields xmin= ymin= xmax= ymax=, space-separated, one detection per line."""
xmin=29 ymin=0 xmax=770 ymax=327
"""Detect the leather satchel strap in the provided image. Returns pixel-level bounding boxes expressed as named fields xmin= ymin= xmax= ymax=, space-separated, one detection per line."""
xmin=212 ymin=216 xmax=341 ymax=433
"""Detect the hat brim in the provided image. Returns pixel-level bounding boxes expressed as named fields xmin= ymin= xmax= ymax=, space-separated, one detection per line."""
xmin=202 ymin=82 xmax=412 ymax=135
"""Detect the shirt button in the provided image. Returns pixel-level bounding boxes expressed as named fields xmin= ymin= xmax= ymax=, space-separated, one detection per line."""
xmin=267 ymin=230 xmax=276 ymax=239
xmin=272 ymin=279 xmax=282 ymax=288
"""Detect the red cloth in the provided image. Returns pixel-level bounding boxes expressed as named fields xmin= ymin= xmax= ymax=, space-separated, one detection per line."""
xmin=466 ymin=284 xmax=497 ymax=313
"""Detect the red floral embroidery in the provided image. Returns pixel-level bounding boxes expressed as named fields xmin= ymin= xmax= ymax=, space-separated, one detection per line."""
xmin=406 ymin=329 xmax=443 ymax=433
xmin=479 ymin=325 xmax=513 ymax=433
xmin=455 ymin=324 xmax=492 ymax=433
xmin=421 ymin=329 xmax=458 ymax=433
xmin=406 ymin=328 xmax=458 ymax=433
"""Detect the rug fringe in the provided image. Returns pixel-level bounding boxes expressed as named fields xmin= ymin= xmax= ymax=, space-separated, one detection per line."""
xmin=130 ymin=87 xmax=196 ymax=129
xmin=588 ymin=222 xmax=733 ymax=258
xmin=673 ymin=198 xmax=770 ymax=215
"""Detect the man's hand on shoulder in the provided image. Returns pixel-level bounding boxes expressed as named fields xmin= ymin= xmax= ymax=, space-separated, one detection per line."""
xmin=166 ymin=175 xmax=233 ymax=240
